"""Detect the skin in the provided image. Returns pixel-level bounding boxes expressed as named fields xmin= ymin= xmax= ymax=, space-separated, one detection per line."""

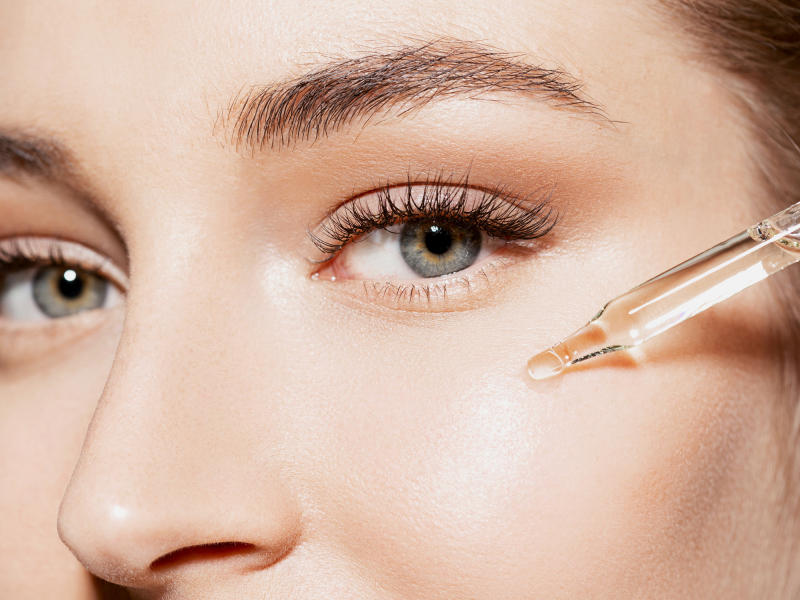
xmin=0 ymin=0 xmax=796 ymax=598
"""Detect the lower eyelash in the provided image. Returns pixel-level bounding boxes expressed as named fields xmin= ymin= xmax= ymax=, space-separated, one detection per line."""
xmin=354 ymin=254 xmax=515 ymax=309
xmin=366 ymin=275 xmax=476 ymax=303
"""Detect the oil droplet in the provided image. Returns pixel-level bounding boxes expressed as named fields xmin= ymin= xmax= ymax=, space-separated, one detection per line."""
xmin=521 ymin=363 xmax=563 ymax=394
xmin=527 ymin=348 xmax=565 ymax=380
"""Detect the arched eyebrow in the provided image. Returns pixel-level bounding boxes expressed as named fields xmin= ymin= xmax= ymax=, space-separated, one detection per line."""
xmin=0 ymin=41 xmax=601 ymax=187
xmin=224 ymin=39 xmax=604 ymax=151
xmin=0 ymin=133 xmax=121 ymax=233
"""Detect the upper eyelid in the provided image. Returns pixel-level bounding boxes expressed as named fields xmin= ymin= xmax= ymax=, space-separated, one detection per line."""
xmin=307 ymin=180 xmax=559 ymax=256
xmin=0 ymin=236 xmax=129 ymax=291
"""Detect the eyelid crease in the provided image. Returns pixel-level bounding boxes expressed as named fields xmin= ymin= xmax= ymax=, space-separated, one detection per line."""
xmin=0 ymin=236 xmax=129 ymax=292
xmin=307 ymin=172 xmax=559 ymax=257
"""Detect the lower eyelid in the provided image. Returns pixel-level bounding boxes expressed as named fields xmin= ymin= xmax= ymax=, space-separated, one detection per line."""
xmin=0 ymin=304 xmax=124 ymax=367
xmin=313 ymin=246 xmax=534 ymax=314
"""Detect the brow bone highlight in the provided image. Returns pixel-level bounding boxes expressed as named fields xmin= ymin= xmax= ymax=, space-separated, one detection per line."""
xmin=229 ymin=39 xmax=601 ymax=150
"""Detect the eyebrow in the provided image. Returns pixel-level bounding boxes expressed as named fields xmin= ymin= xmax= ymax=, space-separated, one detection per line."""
xmin=225 ymin=39 xmax=603 ymax=151
xmin=0 ymin=41 xmax=599 ymax=185
xmin=0 ymin=134 xmax=69 ymax=180
xmin=0 ymin=132 xmax=122 ymax=233
xmin=0 ymin=132 xmax=95 ymax=200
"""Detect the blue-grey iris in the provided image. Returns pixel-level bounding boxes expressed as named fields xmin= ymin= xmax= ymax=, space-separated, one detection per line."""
xmin=32 ymin=267 xmax=109 ymax=318
xmin=399 ymin=221 xmax=482 ymax=278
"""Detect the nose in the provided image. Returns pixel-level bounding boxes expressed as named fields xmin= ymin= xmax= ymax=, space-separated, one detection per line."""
xmin=57 ymin=276 xmax=303 ymax=589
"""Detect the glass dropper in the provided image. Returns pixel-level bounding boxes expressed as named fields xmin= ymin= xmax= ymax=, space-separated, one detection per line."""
xmin=527 ymin=201 xmax=800 ymax=380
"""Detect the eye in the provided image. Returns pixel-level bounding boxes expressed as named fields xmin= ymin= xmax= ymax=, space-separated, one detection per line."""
xmin=318 ymin=220 xmax=506 ymax=281
xmin=0 ymin=238 xmax=127 ymax=324
xmin=309 ymin=179 xmax=557 ymax=284
xmin=1 ymin=265 xmax=122 ymax=322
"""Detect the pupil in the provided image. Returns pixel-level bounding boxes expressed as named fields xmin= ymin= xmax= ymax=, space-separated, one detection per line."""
xmin=58 ymin=270 xmax=85 ymax=299
xmin=424 ymin=225 xmax=452 ymax=255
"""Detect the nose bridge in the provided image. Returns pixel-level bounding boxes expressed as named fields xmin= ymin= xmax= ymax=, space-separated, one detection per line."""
xmin=58 ymin=260 xmax=303 ymax=587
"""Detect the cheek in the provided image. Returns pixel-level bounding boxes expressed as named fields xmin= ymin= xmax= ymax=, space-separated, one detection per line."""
xmin=0 ymin=319 xmax=120 ymax=597
xmin=299 ymin=295 xmax=780 ymax=598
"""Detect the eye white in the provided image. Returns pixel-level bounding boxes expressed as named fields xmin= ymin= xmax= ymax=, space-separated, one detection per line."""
xmin=1 ymin=269 xmax=47 ymax=322
xmin=338 ymin=226 xmax=418 ymax=280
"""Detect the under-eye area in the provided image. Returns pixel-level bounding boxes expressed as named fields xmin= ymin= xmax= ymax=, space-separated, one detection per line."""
xmin=314 ymin=251 xmax=536 ymax=314
xmin=354 ymin=251 xmax=520 ymax=305
xmin=308 ymin=175 xmax=558 ymax=308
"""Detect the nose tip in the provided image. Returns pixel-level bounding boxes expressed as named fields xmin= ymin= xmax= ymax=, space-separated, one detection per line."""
xmin=55 ymin=268 xmax=307 ymax=589
xmin=58 ymin=486 xmax=303 ymax=588
xmin=57 ymin=498 xmax=151 ymax=586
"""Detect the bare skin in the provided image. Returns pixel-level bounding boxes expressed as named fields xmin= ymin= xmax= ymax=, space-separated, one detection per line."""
xmin=0 ymin=0 xmax=795 ymax=598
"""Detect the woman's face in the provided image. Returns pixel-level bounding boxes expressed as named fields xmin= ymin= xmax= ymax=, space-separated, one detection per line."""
xmin=0 ymin=0 xmax=793 ymax=598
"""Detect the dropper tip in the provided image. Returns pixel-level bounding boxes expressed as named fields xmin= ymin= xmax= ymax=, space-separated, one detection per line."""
xmin=527 ymin=348 xmax=566 ymax=380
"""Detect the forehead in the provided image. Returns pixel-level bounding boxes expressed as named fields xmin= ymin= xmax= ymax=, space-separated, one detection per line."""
xmin=0 ymin=0 xmax=663 ymax=133
xmin=0 ymin=0 xmax=748 ymax=243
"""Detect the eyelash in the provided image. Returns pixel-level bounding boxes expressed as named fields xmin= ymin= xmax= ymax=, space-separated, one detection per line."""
xmin=308 ymin=174 xmax=559 ymax=256
xmin=0 ymin=180 xmax=555 ymax=315
xmin=0 ymin=238 xmax=106 ymax=275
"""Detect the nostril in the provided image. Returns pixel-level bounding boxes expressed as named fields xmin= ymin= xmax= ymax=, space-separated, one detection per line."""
xmin=150 ymin=542 xmax=257 ymax=571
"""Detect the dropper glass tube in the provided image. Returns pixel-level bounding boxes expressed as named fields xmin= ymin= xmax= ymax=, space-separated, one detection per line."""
xmin=527 ymin=202 xmax=800 ymax=380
